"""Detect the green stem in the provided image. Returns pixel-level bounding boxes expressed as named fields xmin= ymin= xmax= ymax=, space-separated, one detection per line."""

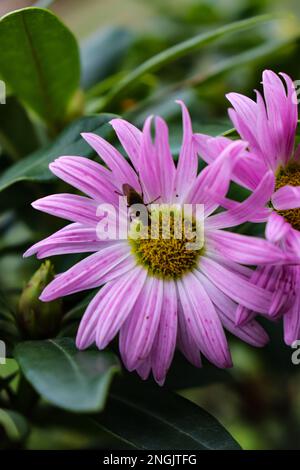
xmin=99 ymin=14 xmax=277 ymax=111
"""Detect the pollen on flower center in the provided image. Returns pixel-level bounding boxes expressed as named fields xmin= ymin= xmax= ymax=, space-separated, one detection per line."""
xmin=275 ymin=162 xmax=300 ymax=230
xmin=129 ymin=206 xmax=204 ymax=279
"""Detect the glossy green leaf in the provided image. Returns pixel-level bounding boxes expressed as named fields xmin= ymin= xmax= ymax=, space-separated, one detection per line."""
xmin=92 ymin=376 xmax=241 ymax=450
xmin=100 ymin=14 xmax=275 ymax=110
xmin=0 ymin=114 xmax=114 ymax=193
xmin=0 ymin=7 xmax=80 ymax=129
xmin=15 ymin=338 xmax=120 ymax=413
xmin=0 ymin=408 xmax=29 ymax=441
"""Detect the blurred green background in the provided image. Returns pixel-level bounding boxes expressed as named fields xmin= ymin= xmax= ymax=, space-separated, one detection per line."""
xmin=1 ymin=0 xmax=300 ymax=451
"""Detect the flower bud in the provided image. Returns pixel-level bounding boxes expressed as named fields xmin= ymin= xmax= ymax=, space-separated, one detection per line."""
xmin=18 ymin=261 xmax=62 ymax=339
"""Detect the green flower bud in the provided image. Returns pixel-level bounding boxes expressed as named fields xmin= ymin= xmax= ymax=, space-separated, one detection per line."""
xmin=18 ymin=261 xmax=62 ymax=339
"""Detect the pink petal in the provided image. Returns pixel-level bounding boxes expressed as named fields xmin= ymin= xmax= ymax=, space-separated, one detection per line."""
xmin=32 ymin=193 xmax=99 ymax=226
xmin=286 ymin=227 xmax=300 ymax=253
xmin=81 ymin=132 xmax=139 ymax=190
xmin=49 ymin=156 xmax=118 ymax=204
xmin=40 ymin=242 xmax=134 ymax=301
xmin=154 ymin=116 xmax=176 ymax=202
xmin=177 ymin=272 xmax=232 ymax=368
xmin=265 ymin=213 xmax=291 ymax=243
xmin=206 ymin=170 xmax=274 ymax=229
xmin=196 ymin=271 xmax=269 ymax=347
xmin=235 ymin=265 xmax=274 ymax=325
xmin=136 ymin=356 xmax=151 ymax=381
xmin=283 ymin=285 xmax=300 ymax=345
xmin=187 ymin=140 xmax=247 ymax=216
xmin=119 ymin=277 xmax=163 ymax=371
xmin=76 ymin=267 xmax=146 ymax=349
xmin=151 ymin=280 xmax=178 ymax=385
xmin=226 ymin=93 xmax=259 ymax=148
xmin=207 ymin=229 xmax=287 ymax=265
xmin=199 ymin=256 xmax=272 ymax=313
xmin=24 ymin=223 xmax=110 ymax=259
xmin=95 ymin=267 xmax=148 ymax=348
xmin=194 ymin=134 xmax=266 ymax=191
xmin=177 ymin=295 xmax=202 ymax=367
xmin=110 ymin=118 xmax=142 ymax=170
xmin=174 ymin=101 xmax=197 ymax=200
xmin=272 ymin=185 xmax=300 ymax=210
xmin=138 ymin=116 xmax=161 ymax=203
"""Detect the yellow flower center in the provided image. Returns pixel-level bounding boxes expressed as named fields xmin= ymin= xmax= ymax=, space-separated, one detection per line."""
xmin=129 ymin=206 xmax=204 ymax=279
xmin=275 ymin=162 xmax=300 ymax=230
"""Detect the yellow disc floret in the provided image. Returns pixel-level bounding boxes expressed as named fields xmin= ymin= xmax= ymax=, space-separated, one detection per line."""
xmin=275 ymin=162 xmax=300 ymax=230
xmin=129 ymin=205 xmax=204 ymax=279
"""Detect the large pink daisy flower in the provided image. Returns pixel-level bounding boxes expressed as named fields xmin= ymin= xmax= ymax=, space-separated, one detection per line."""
xmin=195 ymin=71 xmax=300 ymax=343
xmin=25 ymin=102 xmax=289 ymax=384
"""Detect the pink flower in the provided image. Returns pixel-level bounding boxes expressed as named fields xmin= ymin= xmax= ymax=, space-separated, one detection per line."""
xmin=25 ymin=102 xmax=288 ymax=385
xmin=194 ymin=70 xmax=300 ymax=342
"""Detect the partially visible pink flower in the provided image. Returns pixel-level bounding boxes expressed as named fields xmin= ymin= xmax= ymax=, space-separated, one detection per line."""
xmin=194 ymin=70 xmax=300 ymax=229
xmin=227 ymin=69 xmax=298 ymax=172
xmin=193 ymin=71 xmax=300 ymax=343
xmin=236 ymin=213 xmax=300 ymax=346
xmin=25 ymin=102 xmax=289 ymax=385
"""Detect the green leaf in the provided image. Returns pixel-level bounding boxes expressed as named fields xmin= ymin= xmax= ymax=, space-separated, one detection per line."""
xmin=15 ymin=338 xmax=120 ymax=413
xmin=0 ymin=7 xmax=80 ymax=129
xmin=100 ymin=14 xmax=276 ymax=110
xmin=92 ymin=376 xmax=241 ymax=450
xmin=0 ymin=358 xmax=19 ymax=381
xmin=188 ymin=37 xmax=298 ymax=89
xmin=81 ymin=27 xmax=133 ymax=90
xmin=0 ymin=114 xmax=114 ymax=193
xmin=0 ymin=96 xmax=39 ymax=159
xmin=0 ymin=408 xmax=29 ymax=442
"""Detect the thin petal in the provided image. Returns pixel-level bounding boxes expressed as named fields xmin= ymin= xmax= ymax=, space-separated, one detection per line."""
xmin=81 ymin=132 xmax=139 ymax=190
xmin=24 ymin=223 xmax=109 ymax=259
xmin=154 ymin=116 xmax=176 ymax=202
xmin=196 ymin=271 xmax=269 ymax=347
xmin=119 ymin=277 xmax=163 ymax=371
xmin=49 ymin=156 xmax=118 ymax=204
xmin=187 ymin=140 xmax=247 ymax=215
xmin=110 ymin=118 xmax=142 ymax=170
xmin=265 ymin=213 xmax=291 ymax=243
xmin=272 ymin=185 xmax=300 ymax=210
xmin=40 ymin=243 xmax=134 ymax=301
xmin=151 ymin=280 xmax=178 ymax=385
xmin=177 ymin=293 xmax=202 ymax=367
xmin=95 ymin=267 xmax=148 ymax=348
xmin=32 ymin=194 xmax=99 ymax=226
xmin=76 ymin=267 xmax=146 ymax=349
xmin=177 ymin=272 xmax=232 ymax=368
xmin=194 ymin=134 xmax=266 ymax=191
xmin=136 ymin=356 xmax=151 ymax=381
xmin=199 ymin=256 xmax=272 ymax=313
xmin=206 ymin=170 xmax=274 ymax=229
xmin=138 ymin=116 xmax=161 ymax=203
xmin=174 ymin=101 xmax=197 ymax=200
xmin=284 ymin=285 xmax=300 ymax=345
xmin=207 ymin=229 xmax=287 ymax=265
